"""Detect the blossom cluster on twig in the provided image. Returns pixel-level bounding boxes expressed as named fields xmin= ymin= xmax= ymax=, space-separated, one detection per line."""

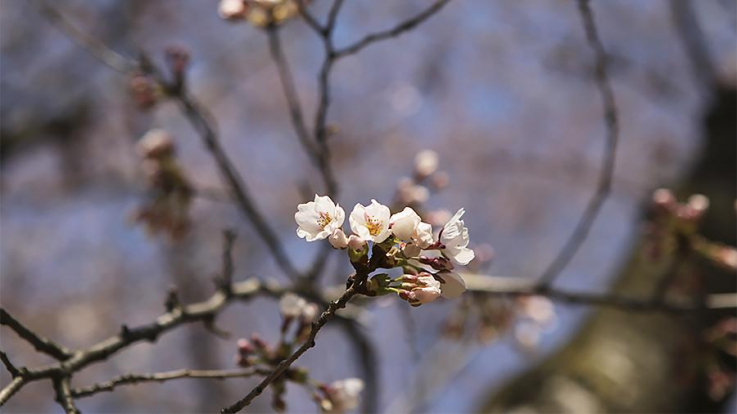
xmin=295 ymin=195 xmax=475 ymax=306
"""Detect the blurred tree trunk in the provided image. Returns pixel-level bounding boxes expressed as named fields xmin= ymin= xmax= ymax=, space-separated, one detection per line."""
xmin=482 ymin=85 xmax=735 ymax=413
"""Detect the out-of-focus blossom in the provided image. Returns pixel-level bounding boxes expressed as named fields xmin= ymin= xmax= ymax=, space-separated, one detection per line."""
xmin=295 ymin=195 xmax=345 ymax=242
xmin=279 ymin=293 xmax=307 ymax=319
xmin=440 ymin=208 xmax=475 ymax=265
xmin=349 ymin=200 xmax=391 ymax=243
xmin=219 ymin=0 xmax=308 ymax=27
xmin=320 ymin=378 xmax=364 ymax=413
xmin=414 ymin=149 xmax=439 ymax=177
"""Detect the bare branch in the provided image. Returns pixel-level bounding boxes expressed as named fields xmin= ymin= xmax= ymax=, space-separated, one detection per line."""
xmin=176 ymin=92 xmax=301 ymax=280
xmin=221 ymin=277 xmax=365 ymax=413
xmin=217 ymin=229 xmax=238 ymax=293
xmin=266 ymin=27 xmax=319 ymax=163
xmin=0 ymin=351 xmax=20 ymax=378
xmin=463 ymin=273 xmax=731 ymax=313
xmin=0 ymin=377 xmax=27 ymax=406
xmin=34 ymin=0 xmax=136 ymax=73
xmin=536 ymin=0 xmax=619 ymax=288
xmin=0 ymin=309 xmax=71 ymax=361
xmin=71 ymin=368 xmax=271 ymax=399
xmin=53 ymin=377 xmax=80 ymax=414
xmin=333 ymin=0 xmax=452 ymax=58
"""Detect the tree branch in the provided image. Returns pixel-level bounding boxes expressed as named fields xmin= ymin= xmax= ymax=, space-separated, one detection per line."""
xmin=462 ymin=273 xmax=731 ymax=313
xmin=221 ymin=276 xmax=366 ymax=413
xmin=0 ymin=351 xmax=20 ymax=378
xmin=333 ymin=0 xmax=452 ymax=58
xmin=53 ymin=377 xmax=80 ymax=414
xmin=536 ymin=0 xmax=620 ymax=288
xmin=266 ymin=27 xmax=319 ymax=163
xmin=175 ymin=92 xmax=301 ymax=280
xmin=71 ymin=367 xmax=271 ymax=398
xmin=0 ymin=309 xmax=71 ymax=361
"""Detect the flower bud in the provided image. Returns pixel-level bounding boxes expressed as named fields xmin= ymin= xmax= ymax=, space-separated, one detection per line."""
xmin=347 ymin=235 xmax=367 ymax=250
xmin=652 ymin=188 xmax=675 ymax=209
xmin=237 ymin=338 xmax=254 ymax=355
xmin=137 ymin=129 xmax=175 ymax=159
xmin=328 ymin=228 xmax=348 ymax=249
xmin=219 ymin=0 xmax=248 ymax=20
xmin=300 ymin=303 xmax=319 ymax=323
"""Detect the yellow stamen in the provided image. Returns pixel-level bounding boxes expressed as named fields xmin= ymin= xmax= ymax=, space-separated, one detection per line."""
xmin=365 ymin=216 xmax=383 ymax=236
xmin=317 ymin=212 xmax=333 ymax=229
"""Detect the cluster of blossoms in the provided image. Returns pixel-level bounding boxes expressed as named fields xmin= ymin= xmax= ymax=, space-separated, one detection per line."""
xmin=295 ymin=195 xmax=475 ymax=306
xmin=218 ymin=0 xmax=307 ymax=27
xmin=131 ymin=129 xmax=193 ymax=239
xmin=234 ymin=293 xmax=363 ymax=412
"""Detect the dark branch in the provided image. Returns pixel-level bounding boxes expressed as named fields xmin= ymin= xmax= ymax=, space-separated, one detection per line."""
xmin=35 ymin=0 xmax=136 ymax=73
xmin=333 ymin=0 xmax=452 ymax=58
xmin=0 ymin=351 xmax=20 ymax=378
xmin=0 ymin=309 xmax=71 ymax=360
xmin=71 ymin=367 xmax=271 ymax=399
xmin=266 ymin=27 xmax=319 ymax=163
xmin=53 ymin=377 xmax=80 ymax=414
xmin=221 ymin=276 xmax=366 ymax=413
xmin=536 ymin=0 xmax=619 ymax=288
xmin=175 ymin=92 xmax=301 ymax=280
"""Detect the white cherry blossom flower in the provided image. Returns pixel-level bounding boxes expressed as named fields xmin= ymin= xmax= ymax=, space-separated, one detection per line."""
xmin=295 ymin=195 xmax=345 ymax=242
xmin=328 ymin=229 xmax=348 ymax=249
xmin=440 ymin=208 xmax=475 ymax=265
xmin=349 ymin=200 xmax=391 ymax=243
xmin=413 ymin=222 xmax=434 ymax=249
xmin=390 ymin=207 xmax=421 ymax=242
xmin=390 ymin=207 xmax=435 ymax=250
xmin=324 ymin=378 xmax=364 ymax=413
xmin=279 ymin=293 xmax=306 ymax=319
xmin=436 ymin=271 xmax=466 ymax=299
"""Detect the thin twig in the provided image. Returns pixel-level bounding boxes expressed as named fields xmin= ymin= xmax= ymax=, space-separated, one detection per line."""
xmin=71 ymin=367 xmax=271 ymax=398
xmin=176 ymin=92 xmax=301 ymax=280
xmin=333 ymin=0 xmax=452 ymax=58
xmin=0 ymin=351 xmax=20 ymax=378
xmin=221 ymin=277 xmax=365 ymax=413
xmin=266 ymin=27 xmax=319 ymax=162
xmin=218 ymin=229 xmax=238 ymax=293
xmin=536 ymin=0 xmax=619 ymax=288
xmin=35 ymin=0 xmax=136 ymax=73
xmin=0 ymin=309 xmax=71 ymax=360
xmin=462 ymin=273 xmax=728 ymax=313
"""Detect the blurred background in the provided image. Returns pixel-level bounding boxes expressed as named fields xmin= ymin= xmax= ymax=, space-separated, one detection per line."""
xmin=1 ymin=0 xmax=735 ymax=412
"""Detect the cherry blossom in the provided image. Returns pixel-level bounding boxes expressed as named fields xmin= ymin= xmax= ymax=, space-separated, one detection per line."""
xmin=295 ymin=195 xmax=345 ymax=242
xmin=349 ymin=200 xmax=391 ymax=243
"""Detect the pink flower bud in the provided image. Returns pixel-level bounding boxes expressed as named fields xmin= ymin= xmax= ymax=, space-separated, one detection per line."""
xmin=347 ymin=235 xmax=367 ymax=250
xmin=328 ymin=228 xmax=348 ymax=249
